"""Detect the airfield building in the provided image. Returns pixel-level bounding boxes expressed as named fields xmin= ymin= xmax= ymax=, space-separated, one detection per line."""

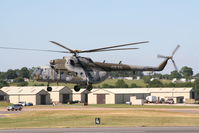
xmin=1 ymin=87 xmax=51 ymax=105
xmin=0 ymin=90 xmax=9 ymax=102
xmin=44 ymin=86 xmax=72 ymax=104
xmin=0 ymin=87 xmax=196 ymax=105
xmin=87 ymin=88 xmax=195 ymax=104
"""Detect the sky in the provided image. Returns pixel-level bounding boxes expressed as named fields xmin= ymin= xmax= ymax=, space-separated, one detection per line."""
xmin=0 ymin=0 xmax=199 ymax=74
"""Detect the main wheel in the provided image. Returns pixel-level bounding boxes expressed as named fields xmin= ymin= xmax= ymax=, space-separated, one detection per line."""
xmin=86 ymin=84 xmax=93 ymax=91
xmin=74 ymin=85 xmax=80 ymax=92
xmin=47 ymin=86 xmax=52 ymax=91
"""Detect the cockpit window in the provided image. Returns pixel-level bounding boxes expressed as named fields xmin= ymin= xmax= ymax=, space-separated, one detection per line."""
xmin=70 ymin=60 xmax=75 ymax=66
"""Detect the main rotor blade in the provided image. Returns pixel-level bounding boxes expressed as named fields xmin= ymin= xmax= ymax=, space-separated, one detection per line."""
xmin=0 ymin=46 xmax=69 ymax=53
xmin=157 ymin=54 xmax=167 ymax=58
xmin=50 ymin=41 xmax=74 ymax=53
xmin=172 ymin=45 xmax=180 ymax=56
xmin=172 ymin=59 xmax=178 ymax=71
xmin=81 ymin=41 xmax=149 ymax=53
xmin=81 ymin=48 xmax=139 ymax=53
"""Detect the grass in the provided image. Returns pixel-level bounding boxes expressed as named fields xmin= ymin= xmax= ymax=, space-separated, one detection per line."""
xmin=88 ymin=104 xmax=199 ymax=109
xmin=10 ymin=79 xmax=172 ymax=88
xmin=0 ymin=102 xmax=11 ymax=107
xmin=1 ymin=109 xmax=199 ymax=129
xmin=94 ymin=79 xmax=147 ymax=88
xmin=25 ymin=79 xmax=148 ymax=88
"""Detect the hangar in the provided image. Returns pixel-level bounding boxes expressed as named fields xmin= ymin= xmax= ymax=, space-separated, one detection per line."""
xmin=0 ymin=90 xmax=9 ymax=102
xmin=0 ymin=87 xmax=196 ymax=105
xmin=87 ymin=88 xmax=195 ymax=104
xmin=1 ymin=87 xmax=51 ymax=105
xmin=46 ymin=86 xmax=72 ymax=104
xmin=88 ymin=88 xmax=150 ymax=104
xmin=72 ymin=89 xmax=89 ymax=103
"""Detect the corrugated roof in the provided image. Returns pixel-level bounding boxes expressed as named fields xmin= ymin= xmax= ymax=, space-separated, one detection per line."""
xmin=91 ymin=88 xmax=150 ymax=94
xmin=1 ymin=87 xmax=193 ymax=95
xmin=45 ymin=86 xmax=68 ymax=92
xmin=90 ymin=88 xmax=193 ymax=94
xmin=1 ymin=86 xmax=47 ymax=95
xmin=71 ymin=89 xmax=89 ymax=94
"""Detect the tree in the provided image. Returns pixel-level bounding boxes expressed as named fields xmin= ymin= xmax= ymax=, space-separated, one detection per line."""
xmin=0 ymin=72 xmax=5 ymax=80
xmin=14 ymin=77 xmax=25 ymax=83
xmin=180 ymin=66 xmax=193 ymax=79
xmin=19 ymin=67 xmax=30 ymax=78
xmin=115 ymin=79 xmax=128 ymax=88
xmin=0 ymin=80 xmax=9 ymax=88
xmin=5 ymin=69 xmax=18 ymax=79
xmin=170 ymin=70 xmax=182 ymax=79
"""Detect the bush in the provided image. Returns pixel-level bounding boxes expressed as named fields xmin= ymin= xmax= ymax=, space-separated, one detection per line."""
xmin=14 ymin=77 xmax=24 ymax=83
xmin=102 ymin=83 xmax=115 ymax=88
xmin=16 ymin=82 xmax=28 ymax=86
xmin=130 ymin=83 xmax=139 ymax=88
xmin=115 ymin=80 xmax=128 ymax=88
xmin=148 ymin=79 xmax=164 ymax=87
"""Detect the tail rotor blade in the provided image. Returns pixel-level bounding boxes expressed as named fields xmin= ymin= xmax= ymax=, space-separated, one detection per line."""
xmin=172 ymin=59 xmax=178 ymax=71
xmin=172 ymin=45 xmax=180 ymax=56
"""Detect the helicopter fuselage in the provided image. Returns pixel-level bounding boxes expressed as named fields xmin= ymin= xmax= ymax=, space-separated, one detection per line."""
xmin=33 ymin=56 xmax=109 ymax=86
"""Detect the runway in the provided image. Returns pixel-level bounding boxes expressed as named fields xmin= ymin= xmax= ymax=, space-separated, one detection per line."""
xmin=1 ymin=127 xmax=199 ymax=133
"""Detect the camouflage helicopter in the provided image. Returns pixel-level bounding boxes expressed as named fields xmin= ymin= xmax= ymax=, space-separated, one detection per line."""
xmin=0 ymin=41 xmax=180 ymax=92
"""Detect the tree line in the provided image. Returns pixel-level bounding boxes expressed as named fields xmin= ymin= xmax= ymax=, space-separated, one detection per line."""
xmin=0 ymin=67 xmax=33 ymax=88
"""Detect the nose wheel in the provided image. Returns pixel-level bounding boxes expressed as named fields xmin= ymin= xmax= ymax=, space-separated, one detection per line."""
xmin=74 ymin=85 xmax=81 ymax=92
xmin=47 ymin=86 xmax=52 ymax=91
xmin=47 ymin=82 xmax=52 ymax=91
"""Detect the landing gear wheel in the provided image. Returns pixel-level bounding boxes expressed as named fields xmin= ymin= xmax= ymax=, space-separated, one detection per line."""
xmin=86 ymin=84 xmax=93 ymax=91
xmin=74 ymin=85 xmax=81 ymax=92
xmin=47 ymin=86 xmax=52 ymax=91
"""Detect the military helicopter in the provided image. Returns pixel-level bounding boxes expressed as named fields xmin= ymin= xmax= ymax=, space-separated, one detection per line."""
xmin=0 ymin=41 xmax=180 ymax=92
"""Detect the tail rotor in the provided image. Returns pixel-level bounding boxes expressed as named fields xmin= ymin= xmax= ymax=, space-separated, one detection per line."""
xmin=157 ymin=45 xmax=180 ymax=71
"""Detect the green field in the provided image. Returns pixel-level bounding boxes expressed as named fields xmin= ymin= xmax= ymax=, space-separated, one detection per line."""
xmin=0 ymin=108 xmax=199 ymax=129
xmin=15 ymin=79 xmax=149 ymax=88
xmin=9 ymin=79 xmax=173 ymax=88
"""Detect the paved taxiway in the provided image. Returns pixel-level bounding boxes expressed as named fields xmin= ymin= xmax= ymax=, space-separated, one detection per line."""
xmin=0 ymin=127 xmax=199 ymax=133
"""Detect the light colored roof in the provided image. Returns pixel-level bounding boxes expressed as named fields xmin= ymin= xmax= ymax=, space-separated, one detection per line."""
xmin=1 ymin=86 xmax=47 ymax=95
xmin=91 ymin=88 xmax=150 ymax=94
xmin=145 ymin=88 xmax=193 ymax=93
xmin=71 ymin=89 xmax=89 ymax=94
xmin=91 ymin=88 xmax=193 ymax=94
xmin=0 ymin=89 xmax=8 ymax=95
xmin=45 ymin=86 xmax=68 ymax=92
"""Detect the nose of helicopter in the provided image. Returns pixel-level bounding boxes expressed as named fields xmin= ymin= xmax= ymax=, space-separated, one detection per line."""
xmin=32 ymin=68 xmax=43 ymax=80
xmin=50 ymin=60 xmax=55 ymax=68
xmin=50 ymin=60 xmax=55 ymax=65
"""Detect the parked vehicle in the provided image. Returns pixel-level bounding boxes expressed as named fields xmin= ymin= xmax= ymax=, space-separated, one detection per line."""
xmin=18 ymin=101 xmax=26 ymax=106
xmin=7 ymin=104 xmax=23 ymax=111
xmin=146 ymin=96 xmax=157 ymax=103
xmin=69 ymin=100 xmax=79 ymax=104
xmin=26 ymin=102 xmax=33 ymax=106
xmin=165 ymin=98 xmax=174 ymax=104
xmin=125 ymin=101 xmax=132 ymax=105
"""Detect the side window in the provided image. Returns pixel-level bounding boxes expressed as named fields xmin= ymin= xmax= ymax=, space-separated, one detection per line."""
xmin=80 ymin=72 xmax=83 ymax=76
xmin=70 ymin=60 xmax=75 ymax=66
